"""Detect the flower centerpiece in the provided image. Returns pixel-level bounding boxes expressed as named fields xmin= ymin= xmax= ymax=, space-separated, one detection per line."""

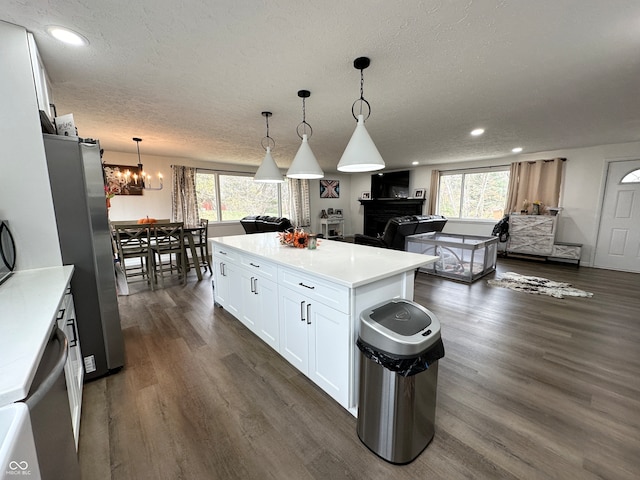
xmin=104 ymin=185 xmax=116 ymax=208
xmin=278 ymin=228 xmax=310 ymax=248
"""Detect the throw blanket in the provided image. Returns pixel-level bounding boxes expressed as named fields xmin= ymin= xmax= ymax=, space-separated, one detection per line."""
xmin=488 ymin=272 xmax=593 ymax=299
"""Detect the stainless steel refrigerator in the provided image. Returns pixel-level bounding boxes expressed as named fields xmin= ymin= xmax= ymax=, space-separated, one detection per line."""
xmin=43 ymin=134 xmax=124 ymax=381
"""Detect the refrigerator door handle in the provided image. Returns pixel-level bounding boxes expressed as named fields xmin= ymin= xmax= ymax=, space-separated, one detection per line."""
xmin=24 ymin=327 xmax=68 ymax=409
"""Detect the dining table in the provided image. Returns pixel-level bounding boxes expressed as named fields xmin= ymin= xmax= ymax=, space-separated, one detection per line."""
xmin=110 ymin=221 xmax=205 ymax=284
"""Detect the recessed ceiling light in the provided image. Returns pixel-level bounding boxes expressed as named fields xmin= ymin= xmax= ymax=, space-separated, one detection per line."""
xmin=470 ymin=128 xmax=485 ymax=136
xmin=46 ymin=26 xmax=89 ymax=46
xmin=412 ymin=161 xmax=419 ymax=165
xmin=512 ymin=147 xmax=523 ymax=153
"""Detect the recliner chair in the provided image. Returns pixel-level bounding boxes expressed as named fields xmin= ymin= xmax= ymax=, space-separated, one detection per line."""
xmin=354 ymin=215 xmax=447 ymax=250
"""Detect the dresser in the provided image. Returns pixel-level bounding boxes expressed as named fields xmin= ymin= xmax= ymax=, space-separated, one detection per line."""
xmin=507 ymin=215 xmax=557 ymax=256
xmin=507 ymin=215 xmax=582 ymax=265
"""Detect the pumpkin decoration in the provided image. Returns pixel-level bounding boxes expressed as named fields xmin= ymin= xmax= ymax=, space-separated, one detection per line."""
xmin=137 ymin=216 xmax=157 ymax=224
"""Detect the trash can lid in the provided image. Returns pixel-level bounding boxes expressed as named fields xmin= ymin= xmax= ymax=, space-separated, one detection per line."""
xmin=359 ymin=299 xmax=441 ymax=357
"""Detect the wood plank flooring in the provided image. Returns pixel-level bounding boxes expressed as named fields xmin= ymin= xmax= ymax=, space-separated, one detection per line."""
xmin=78 ymin=258 xmax=640 ymax=479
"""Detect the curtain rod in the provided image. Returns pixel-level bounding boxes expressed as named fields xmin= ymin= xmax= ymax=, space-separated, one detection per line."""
xmin=171 ymin=165 xmax=255 ymax=175
xmin=440 ymin=164 xmax=510 ymax=173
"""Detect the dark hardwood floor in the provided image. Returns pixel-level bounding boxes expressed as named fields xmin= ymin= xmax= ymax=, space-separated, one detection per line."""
xmin=79 ymin=258 xmax=640 ymax=479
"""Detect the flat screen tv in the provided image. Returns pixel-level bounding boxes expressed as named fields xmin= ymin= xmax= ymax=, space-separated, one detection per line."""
xmin=371 ymin=170 xmax=410 ymax=199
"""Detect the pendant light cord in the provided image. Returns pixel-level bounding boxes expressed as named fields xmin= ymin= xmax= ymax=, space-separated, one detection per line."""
xmin=296 ymin=90 xmax=313 ymax=140
xmin=261 ymin=112 xmax=275 ymax=150
xmin=359 ymin=68 xmax=365 ymax=115
xmin=352 ymin=67 xmax=371 ymax=121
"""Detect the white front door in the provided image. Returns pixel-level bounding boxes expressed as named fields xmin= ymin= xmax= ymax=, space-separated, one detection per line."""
xmin=594 ymin=159 xmax=640 ymax=272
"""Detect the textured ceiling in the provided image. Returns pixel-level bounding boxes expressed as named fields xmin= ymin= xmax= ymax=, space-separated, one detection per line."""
xmin=3 ymin=1 xmax=640 ymax=172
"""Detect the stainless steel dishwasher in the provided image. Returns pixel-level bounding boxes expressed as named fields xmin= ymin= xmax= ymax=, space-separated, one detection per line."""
xmin=24 ymin=326 xmax=80 ymax=480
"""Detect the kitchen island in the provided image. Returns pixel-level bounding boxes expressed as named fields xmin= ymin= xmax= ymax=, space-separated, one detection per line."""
xmin=210 ymin=233 xmax=438 ymax=415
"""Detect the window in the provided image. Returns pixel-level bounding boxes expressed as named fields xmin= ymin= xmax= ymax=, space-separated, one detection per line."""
xmin=437 ymin=167 xmax=510 ymax=220
xmin=621 ymin=168 xmax=640 ymax=184
xmin=196 ymin=171 xmax=289 ymax=222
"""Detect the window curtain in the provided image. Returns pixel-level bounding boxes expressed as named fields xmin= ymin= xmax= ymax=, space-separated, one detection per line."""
xmin=428 ymin=169 xmax=440 ymax=215
xmin=287 ymin=178 xmax=310 ymax=227
xmin=505 ymin=158 xmax=565 ymax=214
xmin=171 ymin=165 xmax=200 ymax=225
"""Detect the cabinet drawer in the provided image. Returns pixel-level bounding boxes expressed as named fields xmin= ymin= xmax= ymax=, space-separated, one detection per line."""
xmin=279 ymin=267 xmax=349 ymax=314
xmin=508 ymin=235 xmax=554 ymax=255
xmin=551 ymin=243 xmax=582 ymax=260
xmin=213 ymin=244 xmax=239 ymax=263
xmin=241 ymin=253 xmax=277 ymax=280
xmin=510 ymin=215 xmax=556 ymax=235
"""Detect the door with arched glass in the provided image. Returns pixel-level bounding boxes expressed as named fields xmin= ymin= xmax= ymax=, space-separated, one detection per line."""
xmin=594 ymin=160 xmax=640 ymax=272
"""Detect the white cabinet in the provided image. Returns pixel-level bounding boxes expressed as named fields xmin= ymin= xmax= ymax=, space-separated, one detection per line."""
xmin=320 ymin=217 xmax=344 ymax=239
xmin=55 ymin=286 xmax=83 ymax=450
xmin=215 ymin=247 xmax=280 ymax=349
xmin=210 ymin=234 xmax=435 ymax=415
xmin=279 ymin=287 xmax=349 ymax=405
xmin=240 ymin=268 xmax=279 ymax=350
xmin=278 ymin=267 xmax=350 ymax=406
xmin=213 ymin=245 xmax=241 ymax=318
xmin=27 ymin=33 xmax=54 ymax=123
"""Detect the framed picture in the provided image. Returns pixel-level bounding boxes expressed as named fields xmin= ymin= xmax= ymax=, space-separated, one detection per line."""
xmin=413 ymin=188 xmax=426 ymax=199
xmin=320 ymin=179 xmax=340 ymax=198
xmin=103 ymin=164 xmax=144 ymax=196
xmin=335 ymin=209 xmax=343 ymax=216
xmin=361 ymin=191 xmax=371 ymax=200
xmin=327 ymin=208 xmax=334 ymax=215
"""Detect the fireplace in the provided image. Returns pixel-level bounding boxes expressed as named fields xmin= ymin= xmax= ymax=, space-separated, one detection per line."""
xmin=359 ymin=198 xmax=425 ymax=237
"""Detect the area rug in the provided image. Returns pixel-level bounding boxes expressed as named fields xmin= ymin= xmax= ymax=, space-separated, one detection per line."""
xmin=487 ymin=272 xmax=593 ymax=299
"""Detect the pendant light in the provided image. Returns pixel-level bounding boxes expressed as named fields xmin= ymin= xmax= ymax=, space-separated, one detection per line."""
xmin=253 ymin=111 xmax=284 ymax=183
xmin=337 ymin=57 xmax=385 ymax=172
xmin=286 ymin=90 xmax=324 ymax=179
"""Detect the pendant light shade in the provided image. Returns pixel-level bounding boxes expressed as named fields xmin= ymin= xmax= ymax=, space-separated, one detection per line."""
xmin=337 ymin=57 xmax=385 ymax=173
xmin=254 ymin=146 xmax=283 ymax=183
xmin=286 ymin=90 xmax=324 ymax=179
xmin=337 ymin=114 xmax=385 ymax=172
xmin=254 ymin=112 xmax=284 ymax=183
xmin=287 ymin=133 xmax=324 ymax=179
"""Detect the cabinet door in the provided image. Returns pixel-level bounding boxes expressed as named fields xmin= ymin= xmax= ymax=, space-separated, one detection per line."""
xmin=213 ymin=258 xmax=229 ymax=307
xmin=57 ymin=291 xmax=83 ymax=450
xmin=255 ymin=276 xmax=279 ymax=351
xmin=239 ymin=269 xmax=258 ymax=331
xmin=308 ymin=302 xmax=350 ymax=406
xmin=213 ymin=258 xmax=241 ymax=317
xmin=224 ymin=262 xmax=242 ymax=318
xmin=279 ymin=287 xmax=310 ymax=374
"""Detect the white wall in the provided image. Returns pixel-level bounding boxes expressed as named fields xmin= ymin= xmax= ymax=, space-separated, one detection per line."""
xmin=0 ymin=21 xmax=62 ymax=270
xmin=104 ymin=149 xmax=358 ymax=237
xmin=346 ymin=141 xmax=640 ymax=267
xmin=54 ymin=126 xmax=640 ymax=267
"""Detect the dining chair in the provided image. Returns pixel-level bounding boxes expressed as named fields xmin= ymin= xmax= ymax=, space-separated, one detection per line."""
xmin=113 ymin=224 xmax=152 ymax=288
xmin=150 ymin=222 xmax=186 ymax=288
xmin=190 ymin=218 xmax=211 ymax=274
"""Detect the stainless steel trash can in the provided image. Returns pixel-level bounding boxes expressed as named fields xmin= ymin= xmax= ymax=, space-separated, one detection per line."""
xmin=357 ymin=299 xmax=444 ymax=464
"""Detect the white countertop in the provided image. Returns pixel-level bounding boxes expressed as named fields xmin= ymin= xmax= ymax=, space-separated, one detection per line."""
xmin=0 ymin=266 xmax=74 ymax=406
xmin=210 ymin=233 xmax=438 ymax=288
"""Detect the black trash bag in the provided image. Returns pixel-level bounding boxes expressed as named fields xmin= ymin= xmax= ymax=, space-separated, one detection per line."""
xmin=491 ymin=214 xmax=510 ymax=242
xmin=357 ymin=338 xmax=445 ymax=377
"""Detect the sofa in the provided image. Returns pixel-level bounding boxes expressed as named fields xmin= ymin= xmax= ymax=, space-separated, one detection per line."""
xmin=354 ymin=215 xmax=447 ymax=250
xmin=240 ymin=215 xmax=292 ymax=234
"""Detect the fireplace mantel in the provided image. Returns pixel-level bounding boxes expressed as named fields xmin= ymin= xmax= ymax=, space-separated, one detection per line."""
xmin=359 ymin=198 xmax=425 ymax=237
